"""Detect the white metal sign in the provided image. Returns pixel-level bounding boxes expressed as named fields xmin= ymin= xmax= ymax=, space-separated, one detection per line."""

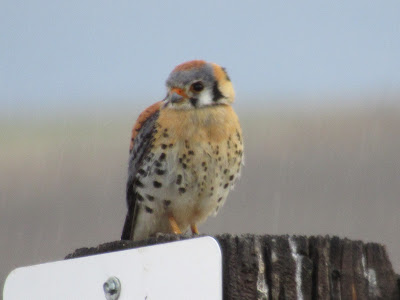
xmin=4 ymin=237 xmax=222 ymax=300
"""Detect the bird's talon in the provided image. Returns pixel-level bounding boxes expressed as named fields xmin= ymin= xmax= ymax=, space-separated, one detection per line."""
xmin=191 ymin=224 xmax=199 ymax=235
xmin=168 ymin=215 xmax=182 ymax=234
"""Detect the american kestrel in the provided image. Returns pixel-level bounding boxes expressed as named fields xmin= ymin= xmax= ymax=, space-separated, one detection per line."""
xmin=121 ymin=60 xmax=243 ymax=241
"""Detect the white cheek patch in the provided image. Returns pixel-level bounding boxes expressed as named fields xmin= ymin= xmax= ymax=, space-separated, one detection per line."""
xmin=197 ymin=89 xmax=214 ymax=107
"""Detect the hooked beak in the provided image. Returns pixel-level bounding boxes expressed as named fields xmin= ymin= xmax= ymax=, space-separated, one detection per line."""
xmin=169 ymin=88 xmax=188 ymax=104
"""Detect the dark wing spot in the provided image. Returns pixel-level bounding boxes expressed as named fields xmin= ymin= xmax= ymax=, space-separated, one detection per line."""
xmin=176 ymin=174 xmax=182 ymax=185
xmin=159 ymin=153 xmax=166 ymax=160
xmin=188 ymin=150 xmax=194 ymax=155
xmin=218 ymin=197 xmax=223 ymax=203
xmin=136 ymin=179 xmax=144 ymax=188
xmin=136 ymin=193 xmax=144 ymax=202
xmin=161 ymin=144 xmax=167 ymax=149
xmin=145 ymin=206 xmax=153 ymax=213
xmin=164 ymin=200 xmax=171 ymax=207
xmin=223 ymin=169 xmax=228 ymax=174
xmin=229 ymin=175 xmax=234 ymax=181
xmin=156 ymin=169 xmax=166 ymax=175
xmin=224 ymin=183 xmax=229 ymax=189
xmin=179 ymin=187 xmax=186 ymax=194
xmin=138 ymin=169 xmax=146 ymax=176
xmin=153 ymin=181 xmax=162 ymax=188
xmin=146 ymin=194 xmax=155 ymax=201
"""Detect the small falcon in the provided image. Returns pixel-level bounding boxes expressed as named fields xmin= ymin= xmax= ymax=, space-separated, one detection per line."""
xmin=121 ymin=60 xmax=243 ymax=241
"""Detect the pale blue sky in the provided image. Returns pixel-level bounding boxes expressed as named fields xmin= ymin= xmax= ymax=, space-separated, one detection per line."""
xmin=1 ymin=1 xmax=400 ymax=115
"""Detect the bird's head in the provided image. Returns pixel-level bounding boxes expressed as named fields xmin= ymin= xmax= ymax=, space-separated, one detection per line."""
xmin=164 ymin=60 xmax=235 ymax=110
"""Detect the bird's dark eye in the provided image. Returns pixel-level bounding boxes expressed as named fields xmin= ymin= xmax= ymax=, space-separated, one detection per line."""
xmin=191 ymin=81 xmax=204 ymax=92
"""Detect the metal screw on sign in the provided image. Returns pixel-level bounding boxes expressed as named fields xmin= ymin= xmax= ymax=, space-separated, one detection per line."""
xmin=103 ymin=276 xmax=121 ymax=300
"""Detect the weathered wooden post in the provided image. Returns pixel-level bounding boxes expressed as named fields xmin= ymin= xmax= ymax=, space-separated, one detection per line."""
xmin=65 ymin=234 xmax=399 ymax=299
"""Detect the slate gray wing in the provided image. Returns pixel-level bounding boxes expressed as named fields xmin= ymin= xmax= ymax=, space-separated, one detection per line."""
xmin=121 ymin=103 xmax=161 ymax=240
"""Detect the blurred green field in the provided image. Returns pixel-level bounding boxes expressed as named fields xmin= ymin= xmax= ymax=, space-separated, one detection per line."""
xmin=1 ymin=102 xmax=400 ymax=293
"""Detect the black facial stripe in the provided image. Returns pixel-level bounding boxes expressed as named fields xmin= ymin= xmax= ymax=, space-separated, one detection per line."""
xmin=190 ymin=97 xmax=198 ymax=107
xmin=212 ymin=81 xmax=224 ymax=102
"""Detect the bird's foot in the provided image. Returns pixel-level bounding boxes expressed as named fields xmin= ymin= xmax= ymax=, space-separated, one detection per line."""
xmin=191 ymin=224 xmax=199 ymax=235
xmin=168 ymin=215 xmax=182 ymax=234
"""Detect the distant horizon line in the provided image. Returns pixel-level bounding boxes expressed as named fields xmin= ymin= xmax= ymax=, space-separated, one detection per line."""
xmin=1 ymin=94 xmax=399 ymax=122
